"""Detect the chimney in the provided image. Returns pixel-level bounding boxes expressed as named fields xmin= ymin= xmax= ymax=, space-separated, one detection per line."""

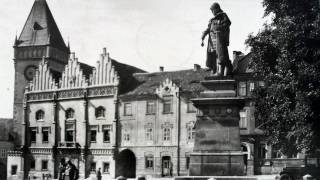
xmin=103 ymin=47 xmax=107 ymax=55
xmin=159 ymin=66 xmax=164 ymax=72
xmin=194 ymin=64 xmax=201 ymax=71
xmin=233 ymin=51 xmax=243 ymax=61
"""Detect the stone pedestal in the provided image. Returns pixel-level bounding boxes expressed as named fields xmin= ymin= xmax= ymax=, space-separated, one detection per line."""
xmin=189 ymin=77 xmax=245 ymax=176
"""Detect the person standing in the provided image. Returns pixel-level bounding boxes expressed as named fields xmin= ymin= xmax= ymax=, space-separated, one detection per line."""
xmin=97 ymin=168 xmax=102 ymax=180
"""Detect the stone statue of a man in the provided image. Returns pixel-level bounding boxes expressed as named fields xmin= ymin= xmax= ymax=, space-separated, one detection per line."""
xmin=201 ymin=2 xmax=233 ymax=76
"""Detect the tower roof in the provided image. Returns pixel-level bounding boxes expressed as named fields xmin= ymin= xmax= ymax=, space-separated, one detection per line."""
xmin=16 ymin=0 xmax=68 ymax=51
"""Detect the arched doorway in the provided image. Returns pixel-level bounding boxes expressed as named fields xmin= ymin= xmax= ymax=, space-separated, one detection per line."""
xmin=117 ymin=149 xmax=136 ymax=178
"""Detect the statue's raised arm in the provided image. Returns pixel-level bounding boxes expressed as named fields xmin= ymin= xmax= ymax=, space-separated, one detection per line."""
xmin=202 ymin=2 xmax=233 ymax=76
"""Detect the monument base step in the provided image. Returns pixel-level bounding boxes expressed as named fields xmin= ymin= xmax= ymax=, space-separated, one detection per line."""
xmin=175 ymin=176 xmax=257 ymax=180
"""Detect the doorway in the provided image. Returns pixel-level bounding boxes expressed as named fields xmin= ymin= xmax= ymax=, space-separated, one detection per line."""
xmin=162 ymin=156 xmax=172 ymax=177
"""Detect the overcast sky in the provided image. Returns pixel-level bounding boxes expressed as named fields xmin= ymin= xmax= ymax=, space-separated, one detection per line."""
xmin=0 ymin=0 xmax=268 ymax=118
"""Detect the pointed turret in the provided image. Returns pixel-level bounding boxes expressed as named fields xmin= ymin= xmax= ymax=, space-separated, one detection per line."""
xmin=16 ymin=0 xmax=68 ymax=52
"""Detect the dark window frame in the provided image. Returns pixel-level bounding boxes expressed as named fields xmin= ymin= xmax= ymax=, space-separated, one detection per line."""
xmin=36 ymin=110 xmax=45 ymax=121
xmin=146 ymin=101 xmax=156 ymax=114
xmin=41 ymin=160 xmax=48 ymax=170
xmin=30 ymin=127 xmax=37 ymax=143
xmin=145 ymin=155 xmax=154 ymax=169
xmin=90 ymin=162 xmax=96 ymax=172
xmin=30 ymin=159 xmax=36 ymax=170
xmin=65 ymin=108 xmax=75 ymax=119
xmin=103 ymin=162 xmax=110 ymax=173
xmin=65 ymin=122 xmax=76 ymax=142
xmin=95 ymin=106 xmax=106 ymax=118
xmin=163 ymin=97 xmax=173 ymax=114
xmin=42 ymin=127 xmax=50 ymax=143
xmin=124 ymin=103 xmax=132 ymax=116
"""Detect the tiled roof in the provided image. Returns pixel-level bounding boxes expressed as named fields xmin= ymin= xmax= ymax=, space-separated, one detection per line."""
xmin=120 ymin=69 xmax=211 ymax=99
xmin=120 ymin=53 xmax=254 ymax=100
xmin=110 ymin=59 xmax=146 ymax=94
xmin=15 ymin=0 xmax=68 ymax=51
xmin=233 ymin=53 xmax=253 ymax=74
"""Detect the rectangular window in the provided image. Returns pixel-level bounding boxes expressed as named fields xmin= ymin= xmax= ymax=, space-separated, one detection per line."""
xmin=90 ymin=162 xmax=96 ymax=172
xmin=187 ymin=126 xmax=195 ymax=140
xmin=65 ymin=123 xmax=75 ymax=142
xmin=249 ymin=82 xmax=255 ymax=92
xmin=186 ymin=156 xmax=190 ymax=169
xmin=239 ymin=111 xmax=248 ymax=129
xmin=41 ymin=160 xmax=48 ymax=170
xmin=102 ymin=125 xmax=111 ymax=143
xmin=124 ymin=103 xmax=132 ymax=116
xmin=30 ymin=159 xmax=36 ymax=170
xmin=30 ymin=127 xmax=37 ymax=143
xmin=42 ymin=127 xmax=49 ymax=143
xmin=163 ymin=97 xmax=172 ymax=114
xmin=145 ymin=128 xmax=153 ymax=141
xmin=103 ymin=162 xmax=110 ymax=173
xmin=239 ymin=81 xmax=247 ymax=96
xmin=163 ymin=128 xmax=171 ymax=141
xmin=145 ymin=156 xmax=154 ymax=169
xmin=187 ymin=101 xmax=196 ymax=112
xmin=90 ymin=130 xmax=97 ymax=142
xmin=146 ymin=101 xmax=156 ymax=114
xmin=11 ymin=165 xmax=17 ymax=175
xmin=124 ymin=133 xmax=130 ymax=142
xmin=90 ymin=126 xmax=98 ymax=142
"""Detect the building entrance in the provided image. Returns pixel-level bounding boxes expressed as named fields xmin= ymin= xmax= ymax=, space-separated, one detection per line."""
xmin=117 ymin=149 xmax=136 ymax=178
xmin=162 ymin=156 xmax=172 ymax=177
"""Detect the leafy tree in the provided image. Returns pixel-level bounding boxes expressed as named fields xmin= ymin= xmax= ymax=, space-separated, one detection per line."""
xmin=246 ymin=0 xmax=320 ymax=155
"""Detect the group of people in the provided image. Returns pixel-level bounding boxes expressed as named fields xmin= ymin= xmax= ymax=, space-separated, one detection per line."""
xmin=58 ymin=158 xmax=79 ymax=180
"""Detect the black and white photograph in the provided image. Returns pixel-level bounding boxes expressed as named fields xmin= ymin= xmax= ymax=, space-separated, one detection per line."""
xmin=0 ymin=0 xmax=319 ymax=180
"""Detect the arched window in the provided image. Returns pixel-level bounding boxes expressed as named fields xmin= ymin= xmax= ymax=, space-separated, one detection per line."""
xmin=95 ymin=106 xmax=105 ymax=118
xmin=36 ymin=110 xmax=44 ymax=120
xmin=65 ymin=108 xmax=75 ymax=119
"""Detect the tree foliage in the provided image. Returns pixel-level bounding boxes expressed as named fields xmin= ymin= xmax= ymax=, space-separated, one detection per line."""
xmin=246 ymin=0 xmax=320 ymax=155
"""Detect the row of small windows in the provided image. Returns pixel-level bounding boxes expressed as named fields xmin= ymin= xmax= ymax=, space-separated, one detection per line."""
xmin=29 ymin=159 xmax=48 ymax=171
xmin=123 ymin=125 xmax=195 ymax=142
xmin=123 ymin=99 xmax=197 ymax=116
xmin=30 ymin=125 xmax=112 ymax=143
xmin=144 ymin=155 xmax=191 ymax=170
xmin=35 ymin=106 xmax=106 ymax=121
xmin=30 ymin=127 xmax=50 ymax=143
xmin=238 ymin=81 xmax=265 ymax=97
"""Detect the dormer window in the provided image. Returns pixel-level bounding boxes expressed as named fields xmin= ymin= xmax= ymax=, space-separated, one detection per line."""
xmin=65 ymin=108 xmax=75 ymax=119
xmin=95 ymin=106 xmax=105 ymax=118
xmin=36 ymin=110 xmax=45 ymax=121
xmin=33 ymin=22 xmax=43 ymax=30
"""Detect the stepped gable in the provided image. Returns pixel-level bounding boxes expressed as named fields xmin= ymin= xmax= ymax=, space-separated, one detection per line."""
xmin=59 ymin=53 xmax=91 ymax=89
xmin=89 ymin=48 xmax=146 ymax=91
xmin=28 ymin=57 xmax=58 ymax=91
xmin=89 ymin=48 xmax=146 ymax=93
xmin=15 ymin=0 xmax=68 ymax=51
xmin=90 ymin=48 xmax=119 ymax=86
xmin=120 ymin=68 xmax=211 ymax=100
